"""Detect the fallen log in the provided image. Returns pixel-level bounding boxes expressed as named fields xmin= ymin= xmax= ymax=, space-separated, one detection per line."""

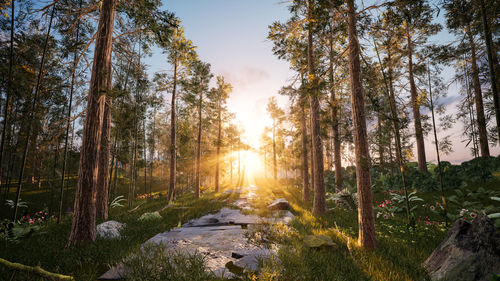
xmin=0 ymin=258 xmax=75 ymax=281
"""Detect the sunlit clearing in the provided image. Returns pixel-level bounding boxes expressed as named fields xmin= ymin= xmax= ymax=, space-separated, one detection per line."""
xmin=226 ymin=149 xmax=264 ymax=186
xmin=235 ymin=113 xmax=272 ymax=149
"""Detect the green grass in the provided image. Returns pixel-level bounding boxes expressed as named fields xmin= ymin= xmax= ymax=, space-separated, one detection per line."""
xmin=0 ymin=189 xmax=234 ymax=281
xmin=1 ymin=173 xmax=499 ymax=281
xmin=244 ymin=174 xmax=500 ymax=281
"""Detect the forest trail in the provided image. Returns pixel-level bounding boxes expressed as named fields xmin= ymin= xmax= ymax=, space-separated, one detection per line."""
xmin=99 ymin=186 xmax=294 ymax=280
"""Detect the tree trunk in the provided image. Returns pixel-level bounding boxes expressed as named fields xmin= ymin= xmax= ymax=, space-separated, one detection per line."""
xmin=300 ymin=100 xmax=310 ymax=201
xmin=272 ymin=118 xmax=277 ymax=182
xmin=168 ymin=59 xmax=178 ymax=202
xmin=13 ymin=5 xmax=56 ymax=222
xmin=374 ymin=38 xmax=411 ymax=224
xmin=466 ymin=26 xmax=490 ymax=157
xmin=67 ymin=0 xmax=115 ymax=246
xmin=377 ymin=112 xmax=385 ymax=167
xmin=143 ymin=117 xmax=147 ymax=195
xmin=406 ymin=23 xmax=427 ymax=172
xmin=308 ymin=0 xmax=326 ymax=215
xmin=463 ymin=57 xmax=479 ymax=157
xmin=215 ymin=99 xmax=221 ymax=192
xmin=58 ymin=0 xmax=82 ymax=223
xmin=0 ymin=0 xmax=15 ymax=189
xmin=479 ymin=0 xmax=500 ymax=144
xmin=329 ymin=39 xmax=342 ymax=189
xmin=347 ymin=0 xmax=376 ymax=249
xmin=428 ymin=63 xmax=448 ymax=226
xmin=96 ymin=97 xmax=111 ymax=220
xmin=195 ymin=89 xmax=202 ymax=198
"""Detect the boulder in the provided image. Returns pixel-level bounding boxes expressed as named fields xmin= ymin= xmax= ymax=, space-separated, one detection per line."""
xmin=97 ymin=221 xmax=125 ymax=240
xmin=138 ymin=211 xmax=162 ymax=221
xmin=267 ymin=198 xmax=291 ymax=211
xmin=423 ymin=215 xmax=500 ymax=281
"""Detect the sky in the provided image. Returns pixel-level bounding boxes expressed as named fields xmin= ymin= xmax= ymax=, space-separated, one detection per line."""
xmin=145 ymin=0 xmax=294 ymax=149
xmin=144 ymin=0 xmax=499 ymax=164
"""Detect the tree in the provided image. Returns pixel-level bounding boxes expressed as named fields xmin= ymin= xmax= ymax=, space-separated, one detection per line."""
xmin=160 ymin=26 xmax=196 ymax=202
xmin=0 ymin=0 xmax=15 ymax=189
xmin=388 ymin=0 xmax=441 ymax=172
xmin=266 ymin=97 xmax=285 ymax=182
xmin=210 ymin=76 xmax=232 ymax=192
xmin=12 ymin=4 xmax=57 ymax=222
xmin=478 ymin=0 xmax=500 ymax=144
xmin=182 ymin=60 xmax=212 ymax=198
xmin=67 ymin=0 xmax=116 ymax=246
xmin=307 ymin=0 xmax=326 ymax=215
xmin=346 ymin=0 xmax=376 ymax=249
xmin=443 ymin=0 xmax=490 ymax=156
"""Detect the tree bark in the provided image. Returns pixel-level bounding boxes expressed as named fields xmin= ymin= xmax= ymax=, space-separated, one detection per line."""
xmin=58 ymin=0 xmax=82 ymax=223
xmin=195 ymin=88 xmax=202 ymax=198
xmin=167 ymin=58 xmax=178 ymax=202
xmin=308 ymin=0 xmax=326 ymax=215
xmin=96 ymin=97 xmax=111 ymax=220
xmin=0 ymin=0 xmax=15 ymax=189
xmin=479 ymin=0 xmax=500 ymax=144
xmin=466 ymin=26 xmax=490 ymax=157
xmin=300 ymin=100 xmax=310 ymax=201
xmin=13 ymin=5 xmax=55 ymax=221
xmin=347 ymin=0 xmax=376 ymax=249
xmin=215 ymin=99 xmax=221 ymax=192
xmin=67 ymin=0 xmax=115 ymax=246
xmin=329 ymin=38 xmax=342 ymax=189
xmin=272 ymin=118 xmax=277 ymax=182
xmin=406 ymin=23 xmax=427 ymax=172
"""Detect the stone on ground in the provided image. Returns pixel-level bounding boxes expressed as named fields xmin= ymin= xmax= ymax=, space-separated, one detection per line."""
xmin=97 ymin=221 xmax=125 ymax=240
xmin=423 ymin=215 xmax=500 ymax=281
xmin=138 ymin=211 xmax=162 ymax=221
xmin=267 ymin=198 xmax=291 ymax=211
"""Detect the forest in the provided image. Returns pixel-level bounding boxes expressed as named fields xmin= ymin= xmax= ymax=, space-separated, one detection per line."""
xmin=0 ymin=0 xmax=499 ymax=280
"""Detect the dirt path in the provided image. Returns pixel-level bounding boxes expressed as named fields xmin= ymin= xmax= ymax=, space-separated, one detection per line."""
xmin=99 ymin=186 xmax=294 ymax=279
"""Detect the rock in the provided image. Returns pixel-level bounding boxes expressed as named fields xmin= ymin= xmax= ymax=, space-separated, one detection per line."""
xmin=138 ymin=211 xmax=162 ymax=221
xmin=183 ymin=207 xmax=261 ymax=227
xmin=97 ymin=221 xmax=125 ymax=240
xmin=98 ymin=263 xmax=128 ymax=280
xmin=275 ymin=210 xmax=295 ymax=224
xmin=233 ymin=248 xmax=274 ymax=272
xmin=267 ymin=198 xmax=291 ymax=211
xmin=223 ymin=189 xmax=243 ymax=194
xmin=423 ymin=215 xmax=500 ymax=281
xmin=303 ymin=235 xmax=337 ymax=249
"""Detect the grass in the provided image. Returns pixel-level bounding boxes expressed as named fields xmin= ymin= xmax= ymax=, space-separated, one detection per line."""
xmin=0 ymin=185 xmax=235 ymax=281
xmin=243 ymin=174 xmax=500 ymax=281
xmin=1 ymin=173 xmax=499 ymax=281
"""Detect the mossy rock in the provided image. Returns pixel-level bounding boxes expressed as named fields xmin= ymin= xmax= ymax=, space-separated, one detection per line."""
xmin=303 ymin=235 xmax=337 ymax=249
xmin=138 ymin=211 xmax=162 ymax=221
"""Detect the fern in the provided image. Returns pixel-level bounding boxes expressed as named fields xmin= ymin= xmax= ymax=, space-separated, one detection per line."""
xmin=109 ymin=195 xmax=127 ymax=208
xmin=5 ymin=199 xmax=28 ymax=209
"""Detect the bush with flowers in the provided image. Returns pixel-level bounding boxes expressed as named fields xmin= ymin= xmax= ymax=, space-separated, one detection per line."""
xmin=1 ymin=208 xmax=54 ymax=243
xmin=136 ymin=192 xmax=161 ymax=200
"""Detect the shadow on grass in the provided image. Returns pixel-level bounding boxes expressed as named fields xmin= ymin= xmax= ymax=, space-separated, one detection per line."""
xmin=0 ymin=191 xmax=234 ymax=280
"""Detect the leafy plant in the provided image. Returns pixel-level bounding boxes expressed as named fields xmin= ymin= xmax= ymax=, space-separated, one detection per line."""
xmin=0 ymin=219 xmax=39 ymax=243
xmin=389 ymin=191 xmax=424 ymax=214
xmin=109 ymin=195 xmax=127 ymax=209
xmin=138 ymin=211 xmax=162 ymax=221
xmin=326 ymin=189 xmax=358 ymax=211
xmin=5 ymin=199 xmax=28 ymax=209
xmin=487 ymin=197 xmax=500 ymax=228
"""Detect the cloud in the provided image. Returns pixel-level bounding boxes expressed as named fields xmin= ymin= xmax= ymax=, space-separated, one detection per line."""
xmin=220 ymin=66 xmax=270 ymax=90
